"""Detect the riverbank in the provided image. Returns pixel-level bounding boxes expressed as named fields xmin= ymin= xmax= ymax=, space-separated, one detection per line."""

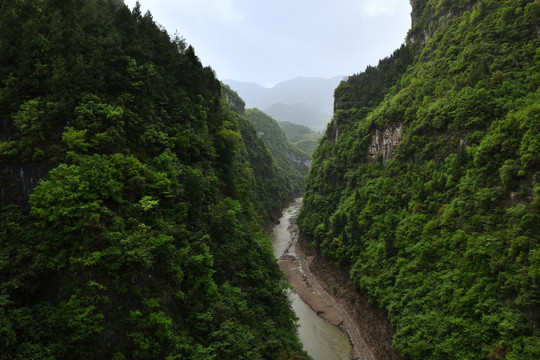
xmin=278 ymin=207 xmax=401 ymax=360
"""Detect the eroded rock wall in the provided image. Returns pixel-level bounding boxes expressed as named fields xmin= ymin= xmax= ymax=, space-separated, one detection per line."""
xmin=368 ymin=123 xmax=403 ymax=162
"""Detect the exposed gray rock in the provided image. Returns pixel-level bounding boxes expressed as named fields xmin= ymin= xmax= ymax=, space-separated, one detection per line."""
xmin=288 ymin=152 xmax=312 ymax=168
xmin=368 ymin=123 xmax=403 ymax=162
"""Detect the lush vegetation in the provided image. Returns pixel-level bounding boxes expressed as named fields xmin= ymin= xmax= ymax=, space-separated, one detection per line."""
xmin=223 ymin=86 xmax=301 ymax=222
xmin=278 ymin=121 xmax=321 ymax=156
xmin=298 ymin=0 xmax=540 ymax=358
xmin=0 ymin=1 xmax=310 ymax=359
xmin=246 ymin=109 xmax=311 ymax=194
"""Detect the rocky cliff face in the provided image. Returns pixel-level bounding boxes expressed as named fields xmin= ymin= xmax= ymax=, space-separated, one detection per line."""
xmin=368 ymin=123 xmax=403 ymax=162
xmin=1 ymin=161 xmax=51 ymax=206
xmin=288 ymin=152 xmax=312 ymax=168
xmin=407 ymin=0 xmax=477 ymax=44
xmin=222 ymin=84 xmax=246 ymax=115
xmin=408 ymin=0 xmax=428 ymax=44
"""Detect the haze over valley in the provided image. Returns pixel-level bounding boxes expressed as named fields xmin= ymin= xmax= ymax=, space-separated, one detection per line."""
xmin=224 ymin=76 xmax=343 ymax=132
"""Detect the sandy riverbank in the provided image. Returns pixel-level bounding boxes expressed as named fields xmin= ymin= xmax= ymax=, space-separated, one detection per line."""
xmin=278 ymin=214 xmax=401 ymax=360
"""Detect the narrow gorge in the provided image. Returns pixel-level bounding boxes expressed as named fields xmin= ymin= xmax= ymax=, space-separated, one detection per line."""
xmin=271 ymin=199 xmax=402 ymax=360
xmin=1 ymin=0 xmax=538 ymax=359
xmin=271 ymin=199 xmax=353 ymax=360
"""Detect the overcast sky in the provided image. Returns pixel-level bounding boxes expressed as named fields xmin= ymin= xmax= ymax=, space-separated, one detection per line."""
xmin=123 ymin=0 xmax=411 ymax=87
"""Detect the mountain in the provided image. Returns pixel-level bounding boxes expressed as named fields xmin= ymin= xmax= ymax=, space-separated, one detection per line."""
xmin=278 ymin=121 xmax=321 ymax=156
xmin=246 ymin=109 xmax=311 ymax=184
xmin=299 ymin=0 xmax=540 ymax=358
xmin=224 ymin=76 xmax=343 ymax=131
xmin=222 ymin=85 xmax=310 ymax=220
xmin=0 ymin=1 xmax=309 ymax=359
xmin=264 ymin=102 xmax=328 ymax=133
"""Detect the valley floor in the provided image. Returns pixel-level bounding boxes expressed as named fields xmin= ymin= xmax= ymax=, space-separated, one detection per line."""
xmin=279 ymin=209 xmax=401 ymax=360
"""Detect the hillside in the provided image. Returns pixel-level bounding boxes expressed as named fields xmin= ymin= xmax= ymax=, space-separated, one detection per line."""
xmin=264 ymin=102 xmax=328 ymax=133
xmin=298 ymin=0 xmax=540 ymax=358
xmin=222 ymin=85 xmax=306 ymax=222
xmin=245 ymin=109 xmax=311 ymax=191
xmin=224 ymin=76 xmax=343 ymax=131
xmin=278 ymin=121 xmax=321 ymax=156
xmin=0 ymin=1 xmax=309 ymax=359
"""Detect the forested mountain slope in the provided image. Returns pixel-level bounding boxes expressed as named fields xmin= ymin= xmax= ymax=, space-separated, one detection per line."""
xmin=298 ymin=0 xmax=540 ymax=358
xmin=0 ymin=1 xmax=309 ymax=359
xmin=246 ymin=109 xmax=311 ymax=192
xmin=222 ymin=85 xmax=305 ymax=223
xmin=278 ymin=121 xmax=321 ymax=156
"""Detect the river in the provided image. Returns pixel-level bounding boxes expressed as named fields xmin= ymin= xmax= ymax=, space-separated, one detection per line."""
xmin=270 ymin=199 xmax=352 ymax=360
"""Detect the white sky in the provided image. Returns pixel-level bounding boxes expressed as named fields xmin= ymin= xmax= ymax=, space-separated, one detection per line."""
xmin=123 ymin=0 xmax=411 ymax=87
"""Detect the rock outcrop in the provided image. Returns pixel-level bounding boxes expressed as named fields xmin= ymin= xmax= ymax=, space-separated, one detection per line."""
xmin=222 ymin=84 xmax=246 ymax=115
xmin=407 ymin=0 xmax=476 ymax=45
xmin=367 ymin=123 xmax=403 ymax=162
xmin=288 ymin=152 xmax=312 ymax=168
xmin=1 ymin=161 xmax=51 ymax=206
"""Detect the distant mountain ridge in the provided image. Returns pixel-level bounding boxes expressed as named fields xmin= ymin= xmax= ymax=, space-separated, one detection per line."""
xmin=224 ymin=76 xmax=344 ymax=132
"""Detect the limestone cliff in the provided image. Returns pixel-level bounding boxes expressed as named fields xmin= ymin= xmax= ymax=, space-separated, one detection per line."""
xmin=367 ymin=123 xmax=403 ymax=162
xmin=407 ymin=0 xmax=477 ymax=44
xmin=222 ymin=83 xmax=246 ymax=115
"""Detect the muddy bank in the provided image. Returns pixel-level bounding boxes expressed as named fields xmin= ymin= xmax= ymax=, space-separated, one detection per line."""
xmin=278 ymin=212 xmax=401 ymax=360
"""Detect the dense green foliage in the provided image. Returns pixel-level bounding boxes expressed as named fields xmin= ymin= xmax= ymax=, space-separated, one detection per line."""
xmin=246 ymin=109 xmax=311 ymax=194
xmin=299 ymin=0 xmax=540 ymax=358
xmin=0 ymin=1 xmax=309 ymax=359
xmin=222 ymin=86 xmax=299 ymax=221
xmin=278 ymin=121 xmax=321 ymax=156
